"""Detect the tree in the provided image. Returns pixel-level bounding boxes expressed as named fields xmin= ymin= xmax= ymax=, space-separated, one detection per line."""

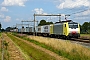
xmin=88 ymin=22 xmax=90 ymax=33
xmin=79 ymin=24 xmax=83 ymax=33
xmin=1 ymin=28 xmax=5 ymax=32
xmin=81 ymin=22 xmax=90 ymax=34
xmin=5 ymin=27 xmax=13 ymax=32
xmin=0 ymin=22 xmax=2 ymax=30
xmin=38 ymin=20 xmax=53 ymax=26
xmin=46 ymin=22 xmax=53 ymax=25
xmin=38 ymin=20 xmax=46 ymax=26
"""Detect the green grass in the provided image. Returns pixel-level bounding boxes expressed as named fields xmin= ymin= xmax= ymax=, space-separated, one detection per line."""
xmin=7 ymin=33 xmax=56 ymax=60
xmin=0 ymin=32 xmax=2 ymax=60
xmin=80 ymin=34 xmax=90 ymax=39
xmin=0 ymin=48 xmax=1 ymax=60
xmin=0 ymin=32 xmax=1 ymax=36
xmin=81 ymin=34 xmax=90 ymax=36
xmin=0 ymin=51 xmax=1 ymax=60
xmin=0 ymin=33 xmax=10 ymax=60
xmin=13 ymin=33 xmax=90 ymax=60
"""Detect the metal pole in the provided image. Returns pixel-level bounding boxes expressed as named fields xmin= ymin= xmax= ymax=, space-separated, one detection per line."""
xmin=34 ymin=14 xmax=61 ymax=16
xmin=65 ymin=15 xmax=70 ymax=20
xmin=22 ymin=21 xmax=23 ymax=34
xmin=34 ymin=13 xmax=35 ymax=36
xmin=59 ymin=14 xmax=61 ymax=22
xmin=37 ymin=21 xmax=38 ymax=26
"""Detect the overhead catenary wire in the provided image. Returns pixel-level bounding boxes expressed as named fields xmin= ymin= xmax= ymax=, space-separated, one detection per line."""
xmin=48 ymin=0 xmax=90 ymax=18
xmin=71 ymin=8 xmax=90 ymax=20
xmin=70 ymin=8 xmax=90 ymax=15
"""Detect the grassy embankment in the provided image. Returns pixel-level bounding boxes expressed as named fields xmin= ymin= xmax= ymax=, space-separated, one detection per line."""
xmin=80 ymin=34 xmax=90 ymax=39
xmin=13 ymin=33 xmax=90 ymax=60
xmin=7 ymin=33 xmax=57 ymax=60
xmin=0 ymin=33 xmax=10 ymax=60
xmin=0 ymin=32 xmax=1 ymax=60
xmin=81 ymin=34 xmax=90 ymax=36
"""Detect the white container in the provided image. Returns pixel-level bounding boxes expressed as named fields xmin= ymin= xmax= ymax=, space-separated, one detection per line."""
xmin=26 ymin=27 xmax=30 ymax=32
xmin=30 ymin=27 xmax=34 ymax=32
xmin=36 ymin=26 xmax=43 ymax=33
xmin=42 ymin=25 xmax=50 ymax=33
xmin=18 ymin=29 xmax=21 ymax=32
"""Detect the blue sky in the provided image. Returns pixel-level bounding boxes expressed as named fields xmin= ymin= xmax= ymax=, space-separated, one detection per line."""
xmin=0 ymin=0 xmax=90 ymax=29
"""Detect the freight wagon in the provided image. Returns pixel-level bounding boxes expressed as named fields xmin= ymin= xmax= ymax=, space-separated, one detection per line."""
xmin=36 ymin=25 xmax=50 ymax=36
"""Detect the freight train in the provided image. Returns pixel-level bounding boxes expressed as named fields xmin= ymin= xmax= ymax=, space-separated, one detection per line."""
xmin=14 ymin=20 xmax=80 ymax=39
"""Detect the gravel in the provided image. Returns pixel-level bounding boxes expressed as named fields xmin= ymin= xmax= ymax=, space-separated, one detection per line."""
xmin=70 ymin=41 xmax=90 ymax=48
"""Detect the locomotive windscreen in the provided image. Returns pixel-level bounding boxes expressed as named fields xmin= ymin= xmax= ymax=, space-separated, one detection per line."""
xmin=68 ymin=23 xmax=78 ymax=28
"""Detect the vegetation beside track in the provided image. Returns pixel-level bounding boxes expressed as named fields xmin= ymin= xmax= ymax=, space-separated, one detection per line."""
xmin=7 ymin=33 xmax=57 ymax=60
xmin=0 ymin=33 xmax=9 ymax=60
xmin=81 ymin=34 xmax=90 ymax=36
xmin=0 ymin=32 xmax=1 ymax=60
xmin=13 ymin=33 xmax=90 ymax=60
xmin=80 ymin=34 xmax=90 ymax=40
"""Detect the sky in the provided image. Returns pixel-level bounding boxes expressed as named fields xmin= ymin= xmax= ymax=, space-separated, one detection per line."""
xmin=0 ymin=0 xmax=90 ymax=29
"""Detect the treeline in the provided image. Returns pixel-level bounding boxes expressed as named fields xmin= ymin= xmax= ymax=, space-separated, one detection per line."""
xmin=80 ymin=22 xmax=90 ymax=34
xmin=38 ymin=20 xmax=53 ymax=26
xmin=0 ymin=23 xmax=1 ymax=31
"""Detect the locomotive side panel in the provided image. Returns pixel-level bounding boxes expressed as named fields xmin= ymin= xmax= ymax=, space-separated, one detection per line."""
xmin=63 ymin=22 xmax=69 ymax=36
xmin=53 ymin=23 xmax=63 ymax=35
xmin=50 ymin=24 xmax=53 ymax=34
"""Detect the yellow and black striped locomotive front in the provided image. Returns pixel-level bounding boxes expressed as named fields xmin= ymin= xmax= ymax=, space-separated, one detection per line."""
xmin=63 ymin=22 xmax=80 ymax=38
xmin=50 ymin=21 xmax=80 ymax=38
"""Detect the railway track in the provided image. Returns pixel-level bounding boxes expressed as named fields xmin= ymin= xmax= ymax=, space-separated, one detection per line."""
xmin=47 ymin=36 xmax=90 ymax=48
xmin=70 ymin=38 xmax=90 ymax=43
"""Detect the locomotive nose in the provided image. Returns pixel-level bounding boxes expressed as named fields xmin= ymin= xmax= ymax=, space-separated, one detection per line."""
xmin=72 ymin=31 xmax=76 ymax=34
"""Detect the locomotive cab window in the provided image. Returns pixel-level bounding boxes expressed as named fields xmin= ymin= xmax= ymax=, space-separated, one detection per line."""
xmin=65 ymin=24 xmax=66 ymax=27
xmin=69 ymin=23 xmax=78 ymax=28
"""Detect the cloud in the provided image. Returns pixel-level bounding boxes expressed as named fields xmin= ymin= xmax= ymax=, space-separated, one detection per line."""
xmin=16 ymin=18 xmax=24 ymax=21
xmin=0 ymin=7 xmax=8 ymax=12
xmin=56 ymin=0 xmax=90 ymax=9
xmin=33 ymin=8 xmax=47 ymax=14
xmin=0 ymin=13 xmax=4 ymax=18
xmin=16 ymin=18 xmax=19 ymax=21
xmin=4 ymin=16 xmax=11 ymax=22
xmin=2 ymin=0 xmax=28 ymax=6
